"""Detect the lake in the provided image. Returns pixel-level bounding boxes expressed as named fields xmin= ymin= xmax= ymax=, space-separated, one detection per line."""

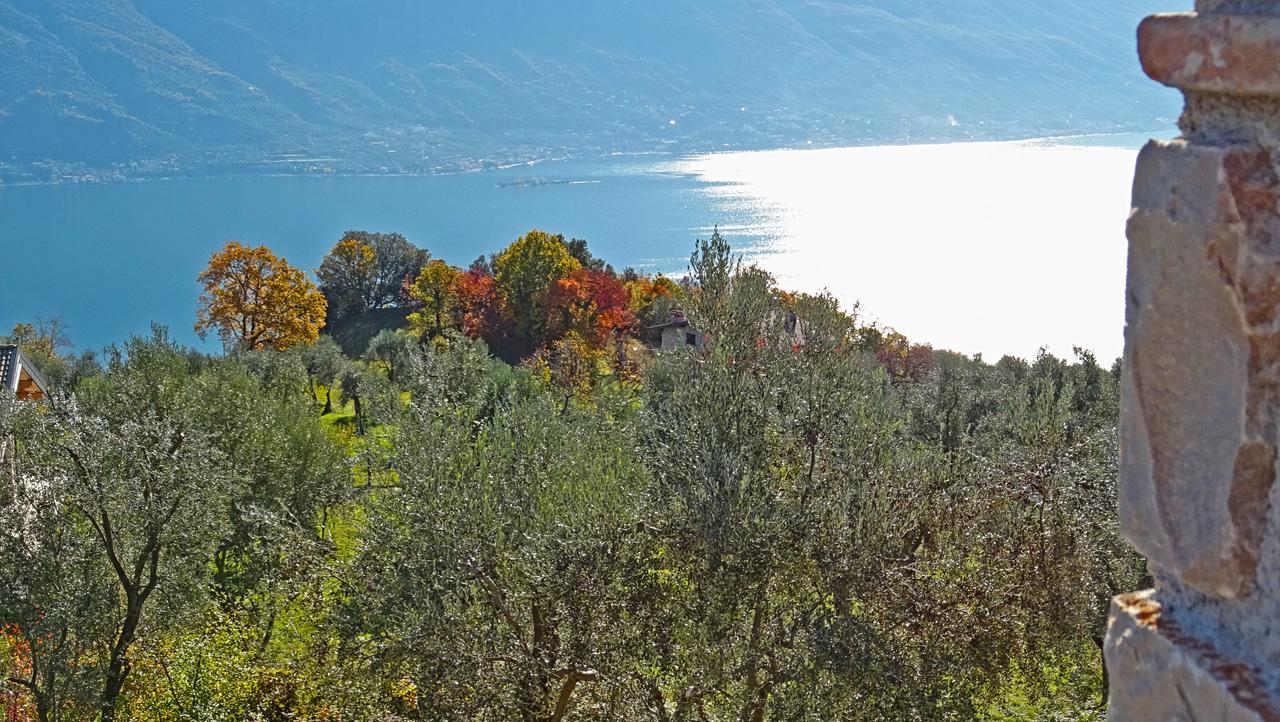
xmin=0 ymin=135 xmax=1150 ymax=361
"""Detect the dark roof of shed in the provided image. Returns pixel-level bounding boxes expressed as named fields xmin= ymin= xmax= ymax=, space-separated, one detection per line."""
xmin=0 ymin=346 xmax=15 ymax=391
xmin=0 ymin=345 xmax=50 ymax=396
xmin=648 ymin=309 xmax=696 ymax=331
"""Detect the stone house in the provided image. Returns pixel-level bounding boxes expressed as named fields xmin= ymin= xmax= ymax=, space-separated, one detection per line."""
xmin=647 ymin=308 xmax=807 ymax=352
xmin=649 ymin=309 xmax=704 ymax=351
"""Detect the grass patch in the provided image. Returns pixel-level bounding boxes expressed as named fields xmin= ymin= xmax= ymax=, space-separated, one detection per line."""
xmin=313 ymin=384 xmax=356 ymax=430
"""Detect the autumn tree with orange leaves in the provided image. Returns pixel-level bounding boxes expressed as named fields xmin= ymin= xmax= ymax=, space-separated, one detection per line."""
xmin=874 ymin=329 xmax=935 ymax=382
xmin=625 ymin=274 xmax=681 ymax=328
xmin=195 ymin=242 xmax=327 ymax=351
xmin=452 ymin=269 xmax=505 ymax=343
xmin=544 ymin=268 xmax=635 ymax=346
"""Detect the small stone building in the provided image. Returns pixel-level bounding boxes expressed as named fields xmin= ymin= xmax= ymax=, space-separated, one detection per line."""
xmin=0 ymin=345 xmax=50 ymax=401
xmin=649 ymin=309 xmax=704 ymax=351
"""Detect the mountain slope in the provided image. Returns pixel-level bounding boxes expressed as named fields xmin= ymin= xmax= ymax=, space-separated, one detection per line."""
xmin=0 ymin=0 xmax=1180 ymax=181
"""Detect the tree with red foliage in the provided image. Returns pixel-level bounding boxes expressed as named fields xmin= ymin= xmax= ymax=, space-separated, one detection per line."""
xmin=453 ymin=270 xmax=506 ymax=345
xmin=875 ymin=330 xmax=935 ymax=382
xmin=2 ymin=626 xmax=34 ymax=722
xmin=544 ymin=268 xmax=635 ymax=347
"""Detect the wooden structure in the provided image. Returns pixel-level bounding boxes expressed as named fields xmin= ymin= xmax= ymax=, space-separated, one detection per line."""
xmin=0 ymin=345 xmax=50 ymax=400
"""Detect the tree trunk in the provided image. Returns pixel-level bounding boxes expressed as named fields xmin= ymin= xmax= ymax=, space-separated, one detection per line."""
xmin=100 ymin=602 xmax=142 ymax=722
xmin=1094 ymin=633 xmax=1109 ymax=707
xmin=645 ymin=678 xmax=671 ymax=722
xmin=739 ymin=585 xmax=769 ymax=722
xmin=543 ymin=670 xmax=597 ymax=722
xmin=322 ymin=387 xmax=333 ymax=416
xmin=257 ymin=607 xmax=278 ymax=658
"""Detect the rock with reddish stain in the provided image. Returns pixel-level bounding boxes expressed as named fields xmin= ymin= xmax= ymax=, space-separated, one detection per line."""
xmin=1140 ymin=13 xmax=1280 ymax=96
xmin=1106 ymin=591 xmax=1280 ymax=721
xmin=1110 ymin=4 xmax=1280 ymax=718
xmin=1123 ymin=139 xmax=1279 ymax=599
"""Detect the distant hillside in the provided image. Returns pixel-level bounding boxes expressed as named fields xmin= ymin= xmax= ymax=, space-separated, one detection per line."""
xmin=0 ymin=0 xmax=1180 ymax=183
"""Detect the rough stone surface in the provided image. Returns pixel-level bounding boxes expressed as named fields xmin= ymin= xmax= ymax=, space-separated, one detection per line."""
xmin=1140 ymin=14 xmax=1280 ymax=96
xmin=1196 ymin=1 xmax=1280 ymax=15
xmin=1108 ymin=3 xmax=1280 ymax=719
xmin=1106 ymin=592 xmax=1278 ymax=721
xmin=1122 ymin=139 xmax=1276 ymax=599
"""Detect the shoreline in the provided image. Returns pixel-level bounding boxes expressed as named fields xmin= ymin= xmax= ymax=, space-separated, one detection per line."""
xmin=0 ymin=128 xmax=1170 ymax=189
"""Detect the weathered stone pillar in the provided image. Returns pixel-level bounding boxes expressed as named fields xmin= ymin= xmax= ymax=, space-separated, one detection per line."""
xmin=1105 ymin=2 xmax=1280 ymax=720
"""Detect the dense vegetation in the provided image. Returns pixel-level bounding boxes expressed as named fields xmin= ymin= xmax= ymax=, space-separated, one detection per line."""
xmin=1 ymin=232 xmax=1141 ymax=721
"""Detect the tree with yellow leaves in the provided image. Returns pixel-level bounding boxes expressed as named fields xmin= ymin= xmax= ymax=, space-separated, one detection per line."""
xmin=195 ymin=242 xmax=327 ymax=351
xmin=406 ymin=259 xmax=461 ymax=339
xmin=316 ymin=236 xmax=378 ymax=320
xmin=493 ymin=230 xmax=580 ymax=348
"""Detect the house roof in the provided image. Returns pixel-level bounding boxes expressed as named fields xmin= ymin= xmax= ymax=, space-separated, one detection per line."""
xmin=0 ymin=346 xmax=15 ymax=392
xmin=1 ymin=345 xmax=50 ymax=397
xmin=648 ymin=309 xmax=695 ymax=331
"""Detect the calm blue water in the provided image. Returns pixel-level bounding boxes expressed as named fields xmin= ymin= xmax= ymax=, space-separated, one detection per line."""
xmin=1 ymin=134 xmax=1157 ymax=359
xmin=0 ymin=156 xmax=733 ymax=351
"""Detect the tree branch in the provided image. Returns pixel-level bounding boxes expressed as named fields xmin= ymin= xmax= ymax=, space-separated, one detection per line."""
xmin=547 ymin=668 xmax=598 ymax=722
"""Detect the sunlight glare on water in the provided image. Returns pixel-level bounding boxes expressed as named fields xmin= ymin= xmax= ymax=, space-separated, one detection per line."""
xmin=672 ymin=139 xmax=1143 ymax=363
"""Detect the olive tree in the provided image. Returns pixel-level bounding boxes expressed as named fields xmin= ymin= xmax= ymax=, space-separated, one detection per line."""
xmin=640 ymin=260 xmax=937 ymax=719
xmin=345 ymin=342 xmax=648 ymax=720
xmin=0 ymin=331 xmax=237 ymax=722
xmin=301 ymin=336 xmax=347 ymax=415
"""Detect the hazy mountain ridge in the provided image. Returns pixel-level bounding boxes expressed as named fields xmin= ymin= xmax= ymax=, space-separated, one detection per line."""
xmin=0 ymin=0 xmax=1180 ymax=183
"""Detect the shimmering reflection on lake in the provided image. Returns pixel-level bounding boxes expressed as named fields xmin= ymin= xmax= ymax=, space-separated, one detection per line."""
xmin=0 ymin=136 xmax=1147 ymax=360
xmin=666 ymin=136 xmax=1149 ymax=362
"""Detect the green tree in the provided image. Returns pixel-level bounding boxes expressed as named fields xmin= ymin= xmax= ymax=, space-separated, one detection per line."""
xmin=365 ymin=328 xmax=416 ymax=383
xmin=347 ymin=354 xmax=645 ymax=721
xmin=340 ymin=230 xmax=429 ymax=309
xmin=563 ymin=237 xmax=607 ymax=272
xmin=192 ymin=354 xmax=352 ymax=623
xmin=301 ymin=336 xmax=346 ymax=415
xmin=686 ymin=227 xmax=736 ymax=335
xmin=494 ymin=230 xmax=581 ymax=351
xmin=338 ymin=362 xmax=391 ymax=436
xmin=316 ymin=236 xmax=379 ymax=320
xmin=0 ymin=394 xmax=112 ymax=722
xmin=1 ymin=330 xmax=237 ymax=722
